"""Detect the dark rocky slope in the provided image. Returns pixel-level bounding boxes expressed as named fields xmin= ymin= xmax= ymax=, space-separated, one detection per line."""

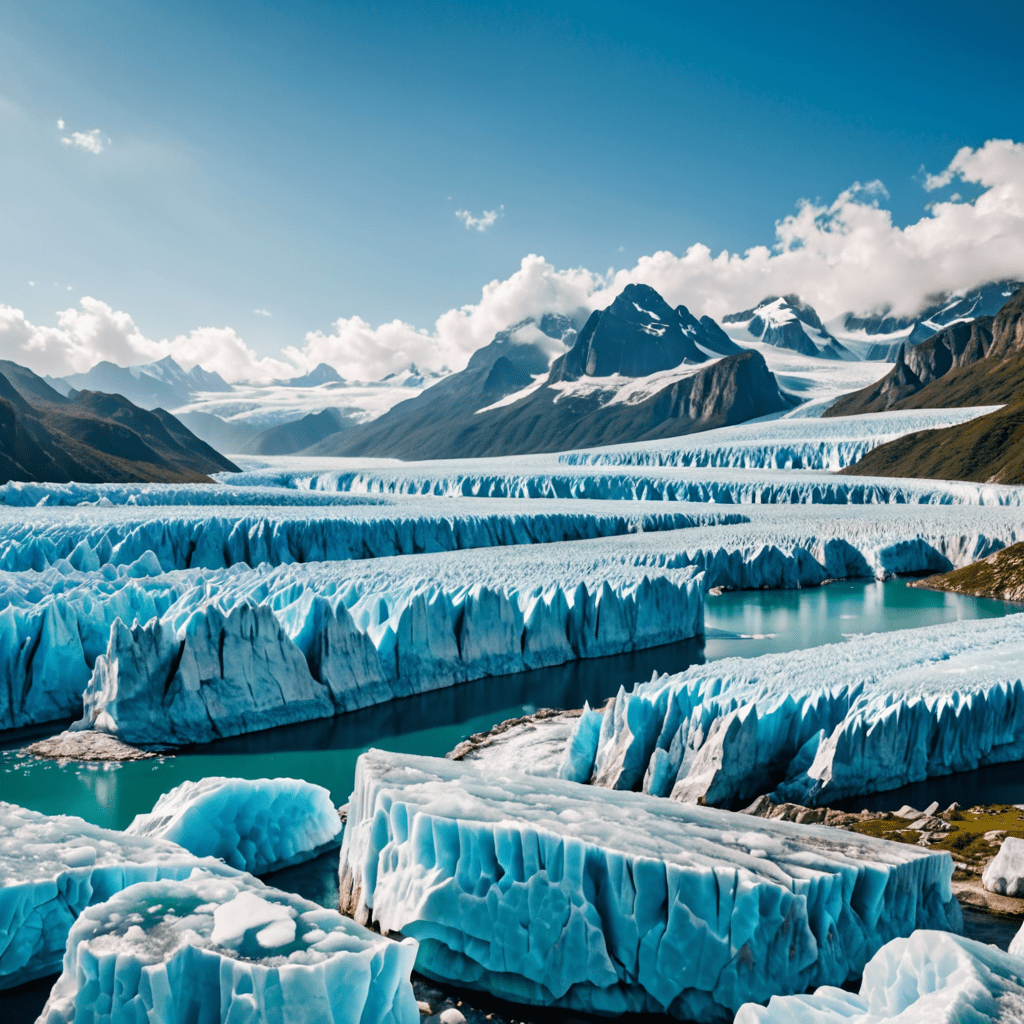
xmin=243 ymin=407 xmax=356 ymax=455
xmin=0 ymin=363 xmax=239 ymax=484
xmin=827 ymin=287 xmax=1024 ymax=417
xmin=911 ymin=543 xmax=1024 ymax=602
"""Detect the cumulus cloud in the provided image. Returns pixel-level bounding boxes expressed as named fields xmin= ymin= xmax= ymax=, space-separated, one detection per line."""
xmin=456 ymin=208 xmax=500 ymax=231
xmin=253 ymin=308 xmax=271 ymax=316
xmin=61 ymin=127 xmax=108 ymax=154
xmin=0 ymin=298 xmax=296 ymax=383
xmin=5 ymin=139 xmax=1022 ymax=384
xmin=56 ymin=119 xmax=64 ymax=129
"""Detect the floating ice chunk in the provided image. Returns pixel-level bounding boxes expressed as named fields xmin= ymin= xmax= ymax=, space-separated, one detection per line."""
xmin=735 ymin=930 xmax=1024 ymax=1023
xmin=982 ymin=836 xmax=1024 ymax=897
xmin=126 ymin=777 xmax=343 ymax=875
xmin=339 ymin=750 xmax=960 ymax=1021
xmin=579 ymin=615 xmax=1024 ymax=808
xmin=36 ymin=871 xmax=419 ymax=1024
xmin=0 ymin=801 xmax=236 ymax=989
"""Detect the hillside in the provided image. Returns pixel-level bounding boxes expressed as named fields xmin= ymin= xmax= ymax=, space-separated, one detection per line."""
xmin=910 ymin=542 xmax=1024 ymax=602
xmin=0 ymin=363 xmax=239 ymax=484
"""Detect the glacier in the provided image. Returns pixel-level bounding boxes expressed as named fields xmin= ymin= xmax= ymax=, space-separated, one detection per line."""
xmin=339 ymin=749 xmax=961 ymax=1022
xmin=37 ymin=870 xmax=420 ymax=1024
xmin=0 ymin=801 xmax=238 ymax=989
xmin=6 ymin=501 xmax=1023 ymax=733
xmin=66 ymin=546 xmax=704 ymax=744
xmin=0 ymin=496 xmax=743 ymax=573
xmin=126 ymin=777 xmax=343 ymax=875
xmin=734 ymin=930 xmax=1024 ymax=1023
xmin=558 ymin=408 xmax=999 ymax=468
xmin=560 ymin=614 xmax=1024 ymax=807
xmin=222 ymin=458 xmax=1024 ymax=506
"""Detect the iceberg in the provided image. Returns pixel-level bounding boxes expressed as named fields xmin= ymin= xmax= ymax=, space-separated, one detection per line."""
xmin=734 ymin=930 xmax=1024 ymax=1023
xmin=0 ymin=801 xmax=236 ymax=989
xmin=37 ymin=870 xmax=419 ymax=1024
xmin=565 ymin=614 xmax=1024 ymax=807
xmin=69 ymin=548 xmax=704 ymax=744
xmin=982 ymin=835 xmax=1024 ymax=897
xmin=126 ymin=777 xmax=343 ymax=875
xmin=339 ymin=750 xmax=960 ymax=1022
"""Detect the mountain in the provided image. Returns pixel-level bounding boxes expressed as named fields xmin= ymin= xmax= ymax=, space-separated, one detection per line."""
xmin=826 ymin=286 xmax=1024 ymax=417
xmin=307 ymin=291 xmax=790 ymax=460
xmin=242 ymin=407 xmax=356 ymax=455
xmin=550 ymin=283 xmax=739 ymax=382
xmin=60 ymin=355 xmax=232 ymax=411
xmin=842 ymin=279 xmax=1022 ymax=359
xmin=170 ymin=411 xmax=263 ymax=455
xmin=840 ymin=288 xmax=1024 ymax=484
xmin=723 ymin=296 xmax=850 ymax=359
xmin=0 ymin=361 xmax=240 ymax=484
xmin=281 ymin=363 xmax=346 ymax=388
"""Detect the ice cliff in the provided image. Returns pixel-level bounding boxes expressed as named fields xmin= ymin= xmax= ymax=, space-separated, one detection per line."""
xmin=37 ymin=870 xmax=419 ymax=1024
xmin=126 ymin=777 xmax=343 ymax=875
xmin=561 ymin=614 xmax=1024 ymax=806
xmin=339 ymin=750 xmax=960 ymax=1022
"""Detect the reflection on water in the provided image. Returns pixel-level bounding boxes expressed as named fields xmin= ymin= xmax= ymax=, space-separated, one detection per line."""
xmin=1 ymin=578 xmax=1014 ymax=831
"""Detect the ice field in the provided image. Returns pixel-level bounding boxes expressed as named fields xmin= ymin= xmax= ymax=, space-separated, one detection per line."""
xmin=340 ymin=749 xmax=960 ymax=1021
xmin=554 ymin=615 xmax=1024 ymax=806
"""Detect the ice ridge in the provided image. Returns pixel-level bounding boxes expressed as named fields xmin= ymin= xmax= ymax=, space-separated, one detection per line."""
xmin=563 ymin=614 xmax=1024 ymax=807
xmin=339 ymin=749 xmax=961 ymax=1021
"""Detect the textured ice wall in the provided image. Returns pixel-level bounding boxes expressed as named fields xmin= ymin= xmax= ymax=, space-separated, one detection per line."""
xmin=223 ymin=461 xmax=1024 ymax=506
xmin=734 ymin=930 xmax=1024 ymax=1023
xmin=339 ymin=750 xmax=960 ymax=1022
xmin=6 ymin=501 xmax=1022 ymax=732
xmin=563 ymin=615 xmax=1024 ymax=807
xmin=126 ymin=777 xmax=343 ymax=874
xmin=0 ymin=801 xmax=237 ymax=989
xmin=69 ymin=548 xmax=704 ymax=744
xmin=37 ymin=871 xmax=419 ymax=1024
xmin=558 ymin=408 xmax=998 ymax=468
xmin=0 ymin=497 xmax=742 ymax=573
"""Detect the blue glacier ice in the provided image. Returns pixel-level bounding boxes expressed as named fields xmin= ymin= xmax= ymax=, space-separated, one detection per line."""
xmin=562 ymin=614 xmax=1024 ymax=807
xmin=67 ymin=545 xmax=704 ymax=743
xmin=735 ymin=930 xmax=1024 ymax=1023
xmin=36 ymin=870 xmax=419 ymax=1024
xmin=339 ymin=749 xmax=961 ymax=1022
xmin=0 ymin=496 xmax=743 ymax=573
xmin=0 ymin=801 xmax=238 ymax=989
xmin=126 ymin=777 xmax=343 ymax=875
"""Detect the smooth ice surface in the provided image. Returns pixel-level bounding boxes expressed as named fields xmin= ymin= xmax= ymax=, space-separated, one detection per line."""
xmin=735 ymin=930 xmax=1024 ymax=1023
xmin=568 ymin=615 xmax=1024 ymax=807
xmin=37 ymin=870 xmax=420 ymax=1024
xmin=66 ymin=544 xmax=704 ymax=743
xmin=339 ymin=749 xmax=960 ymax=1022
xmin=560 ymin=408 xmax=999 ymax=468
xmin=0 ymin=801 xmax=236 ymax=989
xmin=0 ymin=496 xmax=742 ymax=573
xmin=126 ymin=777 xmax=343 ymax=875
xmin=982 ymin=836 xmax=1024 ymax=897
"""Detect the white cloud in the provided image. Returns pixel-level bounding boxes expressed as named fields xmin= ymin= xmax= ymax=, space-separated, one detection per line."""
xmin=456 ymin=208 xmax=499 ymax=231
xmin=56 ymin=119 xmax=64 ymax=129
xmin=4 ymin=139 xmax=1023 ymax=385
xmin=61 ymin=128 xmax=108 ymax=154
xmin=253 ymin=308 xmax=272 ymax=316
xmin=0 ymin=298 xmax=296 ymax=383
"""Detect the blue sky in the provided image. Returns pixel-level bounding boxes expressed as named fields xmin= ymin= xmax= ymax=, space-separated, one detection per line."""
xmin=2 ymin=0 xmax=1023 ymax=379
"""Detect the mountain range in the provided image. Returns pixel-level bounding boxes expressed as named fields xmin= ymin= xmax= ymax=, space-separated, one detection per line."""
xmin=723 ymin=295 xmax=851 ymax=359
xmin=0 ymin=361 xmax=238 ymax=484
xmin=841 ymin=286 xmax=1024 ymax=484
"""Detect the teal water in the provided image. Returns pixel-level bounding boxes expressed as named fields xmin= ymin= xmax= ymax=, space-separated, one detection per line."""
xmin=1 ymin=578 xmax=1014 ymax=830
